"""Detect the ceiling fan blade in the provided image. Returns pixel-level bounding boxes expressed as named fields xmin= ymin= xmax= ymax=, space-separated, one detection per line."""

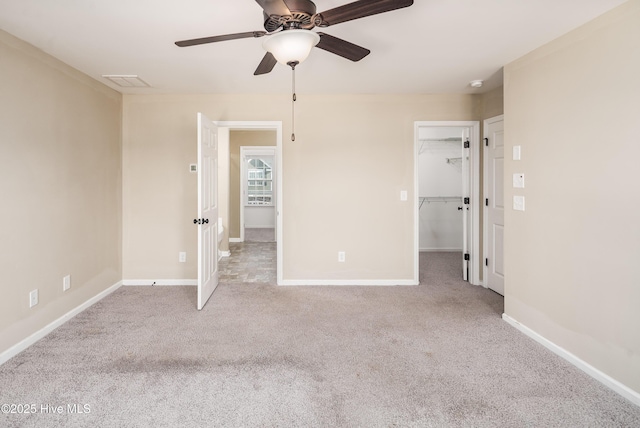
xmin=254 ymin=52 xmax=278 ymax=75
xmin=318 ymin=0 xmax=413 ymax=27
xmin=175 ymin=31 xmax=267 ymax=47
xmin=255 ymin=0 xmax=292 ymax=17
xmin=315 ymin=33 xmax=370 ymax=61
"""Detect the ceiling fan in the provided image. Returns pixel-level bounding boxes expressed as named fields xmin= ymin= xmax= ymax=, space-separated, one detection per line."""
xmin=175 ymin=0 xmax=414 ymax=75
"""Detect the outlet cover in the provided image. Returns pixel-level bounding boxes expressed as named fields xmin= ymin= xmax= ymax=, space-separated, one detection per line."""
xmin=338 ymin=251 xmax=346 ymax=262
xmin=29 ymin=289 xmax=38 ymax=308
xmin=63 ymin=275 xmax=71 ymax=291
xmin=179 ymin=252 xmax=187 ymax=263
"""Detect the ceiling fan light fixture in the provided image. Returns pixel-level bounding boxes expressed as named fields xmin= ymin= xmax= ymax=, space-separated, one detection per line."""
xmin=263 ymin=29 xmax=320 ymax=66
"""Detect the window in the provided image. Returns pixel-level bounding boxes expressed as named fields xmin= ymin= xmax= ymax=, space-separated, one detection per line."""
xmin=246 ymin=157 xmax=273 ymax=206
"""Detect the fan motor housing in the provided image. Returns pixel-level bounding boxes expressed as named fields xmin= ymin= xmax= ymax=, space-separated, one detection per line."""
xmin=263 ymin=0 xmax=317 ymax=32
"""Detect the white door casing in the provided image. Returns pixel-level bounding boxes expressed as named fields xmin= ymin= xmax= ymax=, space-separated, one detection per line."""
xmin=197 ymin=113 xmax=219 ymax=310
xmin=461 ymin=128 xmax=471 ymax=281
xmin=484 ymin=115 xmax=505 ymax=295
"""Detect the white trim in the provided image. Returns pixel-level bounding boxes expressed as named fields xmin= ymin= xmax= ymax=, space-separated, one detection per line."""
xmin=414 ymin=121 xmax=481 ymax=286
xmin=214 ymin=121 xmax=283 ymax=286
xmin=229 ymin=238 xmax=243 ymax=243
xmin=123 ymin=279 xmax=197 ymax=286
xmin=0 ymin=281 xmax=123 ymax=366
xmin=502 ymin=313 xmax=640 ymax=407
xmin=483 ymin=115 xmax=504 ymax=290
xmin=278 ymin=279 xmax=418 ymax=286
xmin=219 ymin=250 xmax=230 ymax=258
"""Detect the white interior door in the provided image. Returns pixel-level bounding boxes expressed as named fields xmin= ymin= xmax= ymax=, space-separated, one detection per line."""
xmin=461 ymin=129 xmax=471 ymax=281
xmin=484 ymin=116 xmax=505 ymax=295
xmin=197 ymin=113 xmax=219 ymax=310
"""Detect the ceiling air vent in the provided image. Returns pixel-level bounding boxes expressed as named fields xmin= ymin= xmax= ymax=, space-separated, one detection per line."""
xmin=102 ymin=75 xmax=150 ymax=88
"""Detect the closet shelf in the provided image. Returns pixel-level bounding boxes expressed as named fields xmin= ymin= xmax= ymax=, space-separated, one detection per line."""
xmin=419 ymin=196 xmax=462 ymax=209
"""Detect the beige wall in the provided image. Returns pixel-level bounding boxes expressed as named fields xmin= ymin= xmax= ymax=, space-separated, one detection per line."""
xmin=122 ymin=93 xmax=480 ymax=282
xmin=229 ymin=130 xmax=277 ymax=239
xmin=0 ymin=30 xmax=122 ymax=355
xmin=504 ymin=1 xmax=640 ymax=394
xmin=480 ymin=85 xmax=504 ymax=121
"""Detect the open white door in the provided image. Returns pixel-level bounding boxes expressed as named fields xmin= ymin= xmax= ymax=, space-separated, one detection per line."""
xmin=461 ymin=129 xmax=471 ymax=281
xmin=197 ymin=113 xmax=219 ymax=310
xmin=484 ymin=116 xmax=505 ymax=295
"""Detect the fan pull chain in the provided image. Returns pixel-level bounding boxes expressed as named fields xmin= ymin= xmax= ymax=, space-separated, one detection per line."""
xmin=289 ymin=61 xmax=299 ymax=142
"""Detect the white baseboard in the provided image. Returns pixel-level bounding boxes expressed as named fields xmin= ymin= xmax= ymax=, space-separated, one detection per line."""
xmin=219 ymin=250 xmax=231 ymax=258
xmin=419 ymin=248 xmax=463 ymax=252
xmin=0 ymin=281 xmax=123 ymax=366
xmin=123 ymin=279 xmax=197 ymax=286
xmin=277 ymin=279 xmax=418 ymax=286
xmin=502 ymin=313 xmax=640 ymax=407
xmin=229 ymin=238 xmax=242 ymax=243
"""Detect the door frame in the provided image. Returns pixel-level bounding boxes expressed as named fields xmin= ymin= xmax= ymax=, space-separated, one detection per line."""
xmin=240 ymin=146 xmax=277 ymax=242
xmin=216 ymin=121 xmax=283 ymax=285
xmin=414 ymin=121 xmax=481 ymax=285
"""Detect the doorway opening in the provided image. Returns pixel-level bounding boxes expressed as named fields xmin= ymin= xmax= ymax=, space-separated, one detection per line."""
xmin=216 ymin=121 xmax=283 ymax=285
xmin=414 ymin=121 xmax=480 ymax=285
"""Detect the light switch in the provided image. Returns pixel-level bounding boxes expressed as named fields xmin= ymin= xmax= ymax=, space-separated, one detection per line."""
xmin=513 ymin=146 xmax=522 ymax=160
xmin=513 ymin=195 xmax=525 ymax=211
xmin=400 ymin=190 xmax=408 ymax=201
xmin=513 ymin=173 xmax=525 ymax=188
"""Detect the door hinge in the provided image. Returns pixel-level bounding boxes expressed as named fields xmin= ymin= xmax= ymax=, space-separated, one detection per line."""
xmin=464 ymin=197 xmax=470 ymax=204
xmin=464 ymin=253 xmax=470 ymax=261
xmin=464 ymin=140 xmax=470 ymax=149
xmin=484 ymin=137 xmax=489 ymax=147
xmin=485 ymin=258 xmax=489 ymax=266
xmin=485 ymin=198 xmax=489 ymax=206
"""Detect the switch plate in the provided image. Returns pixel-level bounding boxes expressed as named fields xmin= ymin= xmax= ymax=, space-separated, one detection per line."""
xmin=338 ymin=251 xmax=346 ymax=262
xmin=513 ymin=145 xmax=522 ymax=160
xmin=513 ymin=195 xmax=525 ymax=211
xmin=513 ymin=173 xmax=525 ymax=188
xmin=179 ymin=252 xmax=186 ymax=263
xmin=29 ymin=289 xmax=38 ymax=308
xmin=400 ymin=190 xmax=408 ymax=201
xmin=63 ymin=275 xmax=71 ymax=291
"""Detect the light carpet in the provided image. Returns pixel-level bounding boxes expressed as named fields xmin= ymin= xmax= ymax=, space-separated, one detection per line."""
xmin=0 ymin=252 xmax=638 ymax=427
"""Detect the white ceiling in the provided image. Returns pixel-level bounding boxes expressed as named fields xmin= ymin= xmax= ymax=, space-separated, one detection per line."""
xmin=0 ymin=0 xmax=627 ymax=95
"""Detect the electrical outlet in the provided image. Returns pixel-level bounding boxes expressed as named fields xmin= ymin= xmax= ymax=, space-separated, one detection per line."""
xmin=29 ymin=289 xmax=38 ymax=308
xmin=338 ymin=251 xmax=346 ymax=263
xmin=63 ymin=275 xmax=71 ymax=291
xmin=179 ymin=252 xmax=186 ymax=263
